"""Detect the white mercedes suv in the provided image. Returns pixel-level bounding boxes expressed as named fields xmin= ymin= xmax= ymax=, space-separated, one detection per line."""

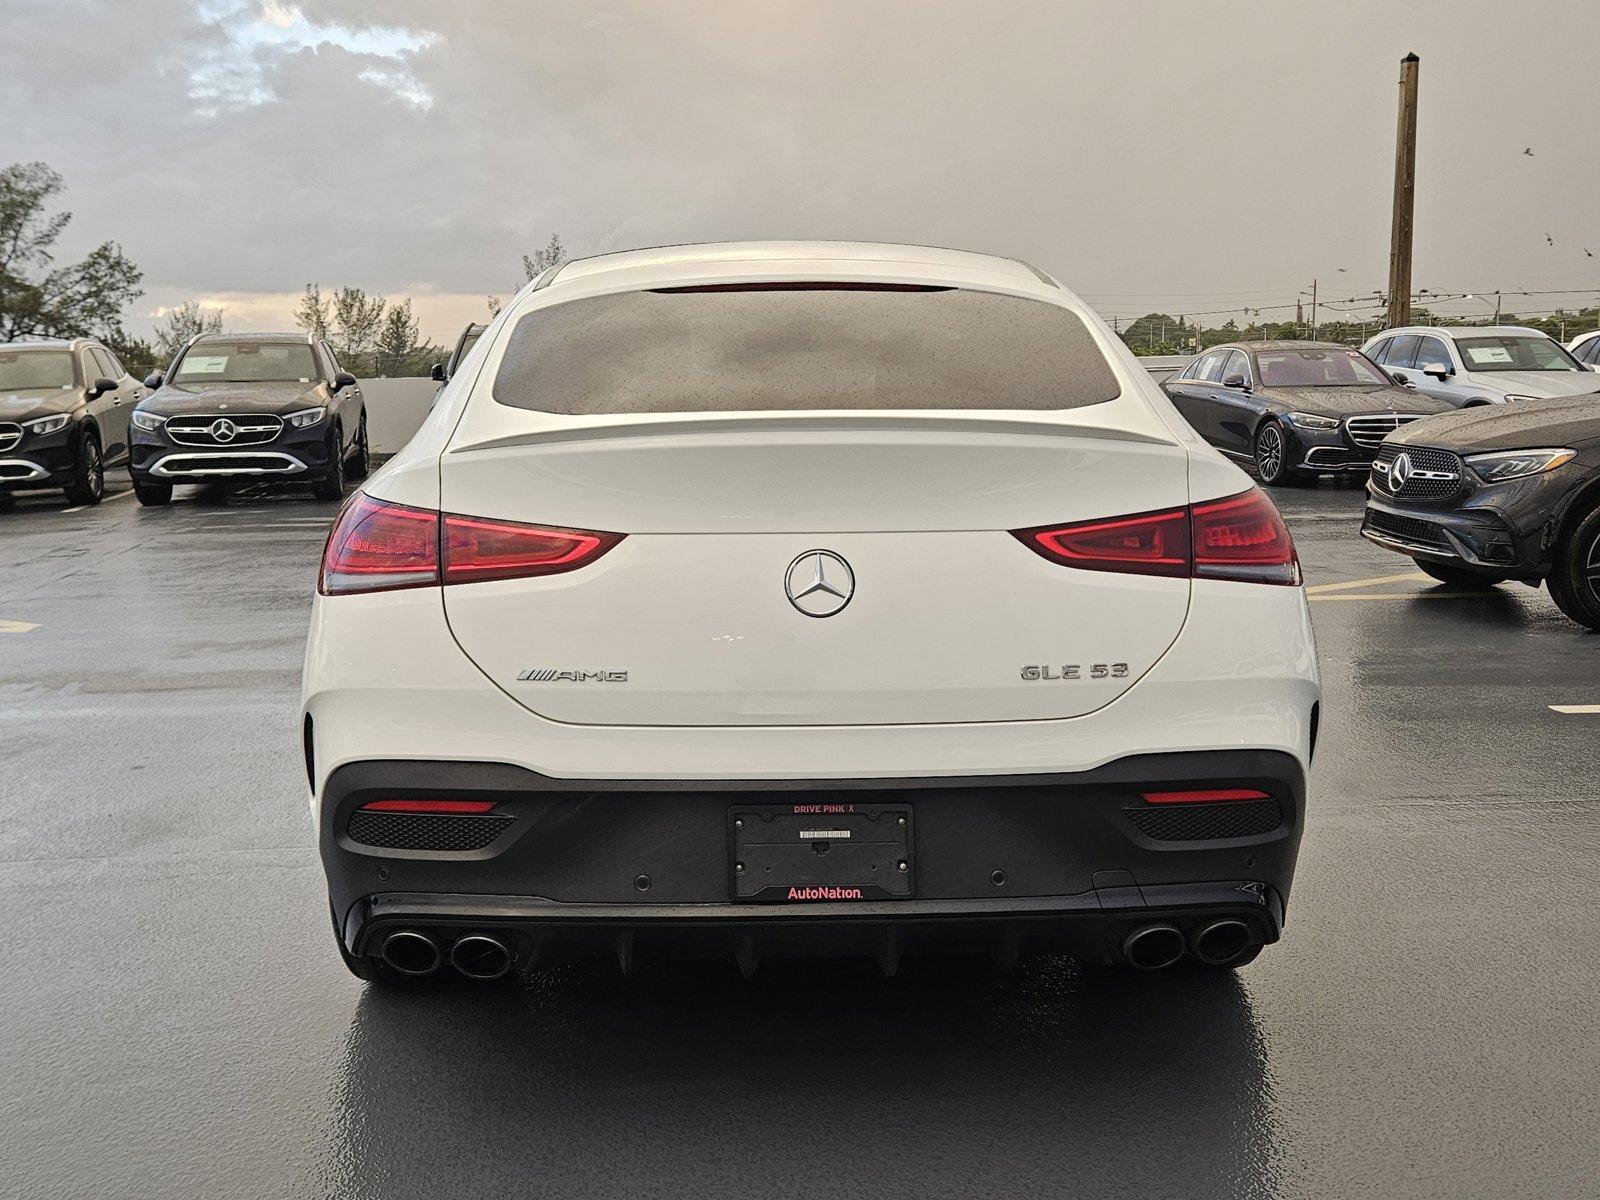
xmin=302 ymin=242 xmax=1319 ymax=985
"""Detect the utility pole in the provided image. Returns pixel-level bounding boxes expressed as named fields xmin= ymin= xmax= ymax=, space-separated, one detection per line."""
xmin=1494 ymin=291 xmax=1501 ymax=323
xmin=1310 ymin=278 xmax=1318 ymax=339
xmin=1387 ymin=53 xmax=1420 ymax=327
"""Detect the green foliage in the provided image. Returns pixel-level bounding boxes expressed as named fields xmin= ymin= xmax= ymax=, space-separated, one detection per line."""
xmin=153 ymin=300 xmax=223 ymax=361
xmin=294 ymin=282 xmax=439 ymax=375
xmin=0 ymin=161 xmax=143 ymax=343
xmin=521 ymin=232 xmax=566 ymax=284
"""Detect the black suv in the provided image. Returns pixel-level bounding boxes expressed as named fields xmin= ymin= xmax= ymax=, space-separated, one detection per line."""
xmin=0 ymin=337 xmax=145 ymax=506
xmin=129 ymin=333 xmax=368 ymax=505
xmin=1362 ymin=394 xmax=1600 ymax=630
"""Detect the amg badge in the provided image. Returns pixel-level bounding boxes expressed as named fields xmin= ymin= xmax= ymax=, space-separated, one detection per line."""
xmin=517 ymin=668 xmax=629 ymax=683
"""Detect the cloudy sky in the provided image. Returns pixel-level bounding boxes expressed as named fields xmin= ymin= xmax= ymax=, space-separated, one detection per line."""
xmin=7 ymin=0 xmax=1600 ymax=345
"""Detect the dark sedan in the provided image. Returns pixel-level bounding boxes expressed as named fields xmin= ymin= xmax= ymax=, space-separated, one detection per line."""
xmin=1163 ymin=341 xmax=1455 ymax=485
xmin=1362 ymin=394 xmax=1600 ymax=629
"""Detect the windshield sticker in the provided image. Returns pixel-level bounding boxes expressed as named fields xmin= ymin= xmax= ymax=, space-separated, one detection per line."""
xmin=184 ymin=355 xmax=228 ymax=375
xmin=1465 ymin=346 xmax=1513 ymax=365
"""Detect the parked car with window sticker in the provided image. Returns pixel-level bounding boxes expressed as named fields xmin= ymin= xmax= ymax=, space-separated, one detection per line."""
xmin=128 ymin=332 xmax=368 ymax=505
xmin=0 ymin=337 xmax=144 ymax=505
xmin=1161 ymin=340 xmax=1452 ymax=485
xmin=1361 ymin=326 xmax=1599 ymax=408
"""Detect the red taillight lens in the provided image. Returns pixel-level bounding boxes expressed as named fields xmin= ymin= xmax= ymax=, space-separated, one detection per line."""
xmin=1141 ymin=788 xmax=1270 ymax=805
xmin=319 ymin=493 xmax=624 ymax=594
xmin=1013 ymin=488 xmax=1299 ymax=586
xmin=442 ymin=514 xmax=623 ymax=584
xmin=320 ymin=494 xmax=440 ymax=595
xmin=1191 ymin=490 xmax=1300 ymax=586
xmin=1014 ymin=506 xmax=1191 ymax=577
xmin=361 ymin=799 xmax=497 ymax=814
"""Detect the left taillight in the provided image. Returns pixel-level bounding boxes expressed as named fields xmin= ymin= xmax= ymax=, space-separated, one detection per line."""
xmin=1013 ymin=487 xmax=1300 ymax=586
xmin=320 ymin=494 xmax=440 ymax=595
xmin=320 ymin=493 xmax=624 ymax=596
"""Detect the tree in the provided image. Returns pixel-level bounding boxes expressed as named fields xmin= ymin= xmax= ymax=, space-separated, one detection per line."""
xmin=330 ymin=286 xmax=386 ymax=368
xmin=294 ymin=283 xmax=331 ymax=339
xmin=0 ymin=161 xmax=143 ymax=343
xmin=373 ymin=298 xmax=425 ymax=375
xmin=521 ymin=232 xmax=566 ymax=283
xmin=486 ymin=294 xmax=502 ymax=317
xmin=153 ymin=300 xmax=223 ymax=360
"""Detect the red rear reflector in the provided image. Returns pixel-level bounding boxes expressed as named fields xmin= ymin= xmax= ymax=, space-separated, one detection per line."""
xmin=1013 ymin=488 xmax=1299 ymax=585
xmin=361 ymin=799 xmax=497 ymax=814
xmin=320 ymin=494 xmax=440 ymax=596
xmin=1191 ymin=490 xmax=1300 ymax=586
xmin=442 ymin=514 xmax=623 ymax=584
xmin=1141 ymin=789 xmax=1270 ymax=805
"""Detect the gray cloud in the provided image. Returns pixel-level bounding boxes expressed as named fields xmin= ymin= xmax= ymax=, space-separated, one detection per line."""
xmin=7 ymin=0 xmax=1600 ymax=339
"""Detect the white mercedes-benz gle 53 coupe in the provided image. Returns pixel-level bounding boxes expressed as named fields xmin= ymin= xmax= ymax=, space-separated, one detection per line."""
xmin=302 ymin=241 xmax=1319 ymax=985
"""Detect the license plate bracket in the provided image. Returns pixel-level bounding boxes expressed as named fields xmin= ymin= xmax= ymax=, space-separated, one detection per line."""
xmin=730 ymin=803 xmax=913 ymax=902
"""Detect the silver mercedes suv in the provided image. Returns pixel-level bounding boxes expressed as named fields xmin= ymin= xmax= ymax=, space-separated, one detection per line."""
xmin=1361 ymin=325 xmax=1600 ymax=408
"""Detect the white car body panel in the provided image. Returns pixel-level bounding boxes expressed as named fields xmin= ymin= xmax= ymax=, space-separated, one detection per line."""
xmin=303 ymin=241 xmax=1318 ymax=809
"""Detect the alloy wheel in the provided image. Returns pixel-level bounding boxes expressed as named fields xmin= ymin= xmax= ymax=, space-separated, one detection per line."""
xmin=1256 ymin=423 xmax=1284 ymax=482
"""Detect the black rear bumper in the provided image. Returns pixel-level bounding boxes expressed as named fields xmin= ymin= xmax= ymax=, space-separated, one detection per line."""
xmin=320 ymin=750 xmax=1306 ymax=967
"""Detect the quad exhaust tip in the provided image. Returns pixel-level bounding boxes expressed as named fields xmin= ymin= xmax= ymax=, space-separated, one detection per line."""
xmin=450 ymin=933 xmax=514 ymax=981
xmin=380 ymin=929 xmax=442 ymax=977
xmin=1192 ymin=919 xmax=1254 ymax=966
xmin=1122 ymin=923 xmax=1186 ymax=971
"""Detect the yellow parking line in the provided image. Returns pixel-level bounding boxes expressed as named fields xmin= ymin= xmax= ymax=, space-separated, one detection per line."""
xmin=0 ymin=618 xmax=41 ymax=633
xmin=1310 ymin=592 xmax=1479 ymax=602
xmin=1305 ymin=572 xmax=1430 ymax=594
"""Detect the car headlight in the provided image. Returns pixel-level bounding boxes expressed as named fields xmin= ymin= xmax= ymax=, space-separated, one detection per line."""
xmin=131 ymin=410 xmax=166 ymax=432
xmin=285 ymin=406 xmax=326 ymax=428
xmin=1500 ymin=395 xmax=1533 ymax=404
xmin=22 ymin=414 xmax=69 ymax=436
xmin=1465 ymin=448 xmax=1576 ymax=482
xmin=1286 ymin=411 xmax=1340 ymax=430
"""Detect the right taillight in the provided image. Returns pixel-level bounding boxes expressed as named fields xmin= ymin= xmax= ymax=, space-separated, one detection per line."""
xmin=320 ymin=493 xmax=624 ymax=596
xmin=1014 ymin=487 xmax=1300 ymax=586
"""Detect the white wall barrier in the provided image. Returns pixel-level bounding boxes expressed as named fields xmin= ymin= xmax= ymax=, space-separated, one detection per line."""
xmin=358 ymin=377 xmax=440 ymax=456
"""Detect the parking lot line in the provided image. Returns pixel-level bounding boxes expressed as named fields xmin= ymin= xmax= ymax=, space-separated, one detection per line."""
xmin=62 ymin=489 xmax=132 ymax=515
xmin=1305 ymin=572 xmax=1430 ymax=594
xmin=1548 ymin=704 xmax=1600 ymax=714
xmin=1310 ymin=592 xmax=1481 ymax=602
xmin=0 ymin=618 xmax=41 ymax=633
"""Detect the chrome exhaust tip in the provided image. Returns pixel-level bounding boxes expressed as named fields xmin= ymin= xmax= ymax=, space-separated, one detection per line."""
xmin=1121 ymin=923 xmax=1186 ymax=971
xmin=380 ymin=929 xmax=442 ymax=977
xmin=450 ymin=934 xmax=514 ymax=981
xmin=1192 ymin=919 xmax=1255 ymax=966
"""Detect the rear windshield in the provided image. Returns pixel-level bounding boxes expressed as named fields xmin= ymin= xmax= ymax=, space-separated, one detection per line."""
xmin=0 ymin=350 xmax=75 ymax=390
xmin=172 ymin=341 xmax=319 ymax=384
xmin=492 ymin=285 xmax=1121 ymax=413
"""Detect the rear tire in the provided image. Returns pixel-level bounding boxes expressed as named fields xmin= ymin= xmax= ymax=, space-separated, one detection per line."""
xmin=1253 ymin=420 xmax=1304 ymax=487
xmin=132 ymin=478 xmax=173 ymax=507
xmin=64 ymin=430 xmax=104 ymax=506
xmin=1546 ymin=505 xmax=1600 ymax=631
xmin=312 ymin=426 xmax=345 ymax=501
xmin=1412 ymin=558 xmax=1508 ymax=589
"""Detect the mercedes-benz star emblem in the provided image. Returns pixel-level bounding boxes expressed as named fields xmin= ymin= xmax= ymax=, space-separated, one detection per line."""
xmin=209 ymin=418 xmax=238 ymax=443
xmin=1388 ymin=451 xmax=1413 ymax=492
xmin=785 ymin=550 xmax=855 ymax=618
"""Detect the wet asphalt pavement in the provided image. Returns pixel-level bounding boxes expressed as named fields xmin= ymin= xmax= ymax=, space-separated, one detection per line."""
xmin=2 ymin=476 xmax=1597 ymax=1200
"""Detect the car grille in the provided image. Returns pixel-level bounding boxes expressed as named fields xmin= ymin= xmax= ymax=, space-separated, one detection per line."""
xmin=0 ymin=423 xmax=20 ymax=453
xmin=345 ymin=810 xmax=515 ymax=852
xmin=1124 ymin=799 xmax=1284 ymax=842
xmin=1363 ymin=508 xmax=1450 ymax=548
xmin=1371 ymin=443 xmax=1463 ymax=499
xmin=1344 ymin=413 xmax=1429 ymax=448
xmin=165 ymin=413 xmax=284 ymax=447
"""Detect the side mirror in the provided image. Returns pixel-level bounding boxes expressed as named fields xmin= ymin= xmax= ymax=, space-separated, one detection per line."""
xmin=88 ymin=376 xmax=117 ymax=399
xmin=1422 ymin=362 xmax=1452 ymax=380
xmin=430 ymin=362 xmax=446 ymax=383
xmin=1222 ymin=373 xmax=1249 ymax=390
xmin=144 ymin=372 xmax=164 ymax=389
xmin=332 ymin=370 xmax=357 ymax=392
xmin=1390 ymin=370 xmax=1410 ymax=385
